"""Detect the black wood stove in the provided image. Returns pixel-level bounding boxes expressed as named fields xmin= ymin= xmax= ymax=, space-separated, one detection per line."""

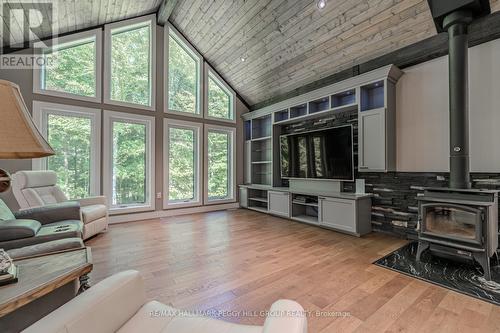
xmin=417 ymin=188 xmax=498 ymax=280
xmin=417 ymin=1 xmax=499 ymax=280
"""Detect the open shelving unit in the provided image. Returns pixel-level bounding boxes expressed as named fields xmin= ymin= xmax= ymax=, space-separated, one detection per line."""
xmin=291 ymin=194 xmax=319 ymax=224
xmin=247 ymin=188 xmax=269 ymax=212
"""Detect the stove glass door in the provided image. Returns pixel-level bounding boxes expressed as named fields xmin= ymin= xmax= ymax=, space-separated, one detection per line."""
xmin=421 ymin=203 xmax=482 ymax=244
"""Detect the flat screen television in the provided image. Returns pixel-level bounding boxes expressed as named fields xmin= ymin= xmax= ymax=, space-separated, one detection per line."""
xmin=280 ymin=125 xmax=354 ymax=181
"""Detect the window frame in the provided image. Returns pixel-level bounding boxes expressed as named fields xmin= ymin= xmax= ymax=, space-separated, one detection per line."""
xmin=204 ymin=65 xmax=236 ymax=123
xmin=31 ymin=101 xmax=102 ymax=197
xmin=164 ymin=24 xmax=203 ymax=118
xmin=204 ymin=124 xmax=236 ymax=205
xmin=33 ymin=29 xmax=103 ymax=103
xmin=163 ymin=118 xmax=203 ymax=209
xmin=103 ymin=14 xmax=157 ymax=111
xmin=103 ymin=110 xmax=156 ymax=214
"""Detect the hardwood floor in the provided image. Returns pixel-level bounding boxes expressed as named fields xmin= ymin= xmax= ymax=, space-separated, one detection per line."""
xmin=86 ymin=209 xmax=500 ymax=333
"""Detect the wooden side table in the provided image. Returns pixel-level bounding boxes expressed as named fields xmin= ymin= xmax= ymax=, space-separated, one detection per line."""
xmin=0 ymin=247 xmax=93 ymax=332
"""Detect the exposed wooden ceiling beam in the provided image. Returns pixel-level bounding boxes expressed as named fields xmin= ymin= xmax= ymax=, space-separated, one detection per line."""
xmin=158 ymin=0 xmax=179 ymax=24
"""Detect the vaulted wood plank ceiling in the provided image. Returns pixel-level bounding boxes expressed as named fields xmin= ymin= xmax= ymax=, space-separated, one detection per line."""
xmin=170 ymin=0 xmax=500 ymax=106
xmin=1 ymin=0 xmax=162 ymax=47
xmin=2 ymin=0 xmax=500 ymax=107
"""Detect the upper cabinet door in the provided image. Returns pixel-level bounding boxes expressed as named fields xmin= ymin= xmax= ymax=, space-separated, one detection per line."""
xmin=359 ymin=108 xmax=386 ymax=172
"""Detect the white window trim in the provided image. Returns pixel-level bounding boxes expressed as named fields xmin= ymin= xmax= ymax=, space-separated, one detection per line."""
xmin=204 ymin=64 xmax=236 ymax=124
xmin=103 ymin=14 xmax=157 ymax=111
xmin=33 ymin=29 xmax=103 ymax=103
xmin=103 ymin=111 xmax=156 ymax=214
xmin=163 ymin=118 xmax=203 ymax=209
xmin=31 ymin=101 xmax=102 ymax=197
xmin=204 ymin=124 xmax=236 ymax=205
xmin=164 ymin=24 xmax=203 ymax=118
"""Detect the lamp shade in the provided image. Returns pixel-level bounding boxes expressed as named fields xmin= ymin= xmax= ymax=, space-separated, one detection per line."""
xmin=0 ymin=80 xmax=54 ymax=159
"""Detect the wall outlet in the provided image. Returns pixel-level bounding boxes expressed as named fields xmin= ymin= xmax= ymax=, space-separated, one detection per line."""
xmin=156 ymin=192 xmax=162 ymax=199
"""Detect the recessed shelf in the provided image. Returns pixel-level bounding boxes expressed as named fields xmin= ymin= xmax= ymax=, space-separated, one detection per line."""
xmin=274 ymin=109 xmax=289 ymax=123
xmin=290 ymin=103 xmax=308 ymax=119
xmin=292 ymin=200 xmax=318 ymax=207
xmin=332 ymin=89 xmax=356 ymax=108
xmin=244 ymin=120 xmax=251 ymax=141
xmin=360 ymin=80 xmax=384 ymax=112
xmin=252 ymin=115 xmax=272 ymax=139
xmin=309 ymin=97 xmax=330 ymax=114
xmin=251 ymin=136 xmax=272 ymax=141
xmin=248 ymin=197 xmax=268 ymax=203
xmin=248 ymin=206 xmax=268 ymax=213
xmin=292 ymin=214 xmax=319 ymax=224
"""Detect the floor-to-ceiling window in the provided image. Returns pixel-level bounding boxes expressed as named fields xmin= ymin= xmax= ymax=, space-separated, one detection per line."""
xmin=32 ymin=102 xmax=101 ymax=199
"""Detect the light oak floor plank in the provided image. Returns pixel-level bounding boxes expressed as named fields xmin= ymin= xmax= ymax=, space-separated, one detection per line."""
xmin=86 ymin=209 xmax=500 ymax=332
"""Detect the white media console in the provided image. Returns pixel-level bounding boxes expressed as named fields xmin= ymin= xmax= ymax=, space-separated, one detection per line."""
xmin=239 ymin=184 xmax=372 ymax=237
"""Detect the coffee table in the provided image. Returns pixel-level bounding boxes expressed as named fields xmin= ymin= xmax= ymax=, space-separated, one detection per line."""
xmin=0 ymin=247 xmax=92 ymax=331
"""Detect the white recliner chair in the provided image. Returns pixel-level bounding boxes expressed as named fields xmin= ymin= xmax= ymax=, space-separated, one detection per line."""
xmin=24 ymin=270 xmax=308 ymax=333
xmin=11 ymin=170 xmax=108 ymax=240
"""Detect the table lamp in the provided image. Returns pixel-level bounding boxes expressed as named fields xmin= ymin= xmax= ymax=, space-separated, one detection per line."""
xmin=0 ymin=80 xmax=54 ymax=192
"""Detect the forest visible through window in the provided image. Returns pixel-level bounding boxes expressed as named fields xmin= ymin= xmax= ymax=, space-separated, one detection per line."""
xmin=208 ymin=131 xmax=230 ymax=199
xmin=47 ymin=114 xmax=92 ymax=199
xmin=110 ymin=25 xmax=151 ymax=106
xmin=111 ymin=121 xmax=147 ymax=206
xmin=168 ymin=127 xmax=195 ymax=202
xmin=43 ymin=39 xmax=96 ymax=97
xmin=38 ymin=21 xmax=237 ymax=209
xmin=168 ymin=34 xmax=198 ymax=114
xmin=208 ymin=75 xmax=231 ymax=120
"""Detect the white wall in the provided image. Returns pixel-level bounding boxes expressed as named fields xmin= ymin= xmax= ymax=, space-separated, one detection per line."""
xmin=396 ymin=37 xmax=500 ymax=173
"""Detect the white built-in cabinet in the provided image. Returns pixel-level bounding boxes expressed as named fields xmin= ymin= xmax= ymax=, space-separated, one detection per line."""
xmin=268 ymin=191 xmax=290 ymax=217
xmin=359 ymin=108 xmax=386 ymax=171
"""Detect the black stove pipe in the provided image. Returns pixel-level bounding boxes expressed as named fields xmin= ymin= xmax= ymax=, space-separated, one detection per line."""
xmin=443 ymin=11 xmax=473 ymax=189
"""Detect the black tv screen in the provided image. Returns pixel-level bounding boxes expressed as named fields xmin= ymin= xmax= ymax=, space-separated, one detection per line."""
xmin=280 ymin=125 xmax=353 ymax=181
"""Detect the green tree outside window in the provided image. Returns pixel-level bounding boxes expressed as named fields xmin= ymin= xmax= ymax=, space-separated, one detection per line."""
xmin=112 ymin=122 xmax=147 ymax=205
xmin=168 ymin=127 xmax=195 ymax=201
xmin=110 ymin=25 xmax=151 ymax=106
xmin=47 ymin=114 xmax=92 ymax=199
xmin=44 ymin=40 xmax=96 ymax=97
xmin=208 ymin=131 xmax=230 ymax=199
xmin=168 ymin=35 xmax=199 ymax=114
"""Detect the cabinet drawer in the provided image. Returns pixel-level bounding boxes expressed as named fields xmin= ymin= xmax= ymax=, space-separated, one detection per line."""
xmin=268 ymin=191 xmax=290 ymax=217
xmin=320 ymin=197 xmax=356 ymax=232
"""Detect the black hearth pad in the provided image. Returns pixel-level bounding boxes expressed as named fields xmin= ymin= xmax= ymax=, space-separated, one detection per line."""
xmin=374 ymin=242 xmax=500 ymax=305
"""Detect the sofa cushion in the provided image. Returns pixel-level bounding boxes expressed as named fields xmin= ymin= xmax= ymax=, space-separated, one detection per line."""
xmin=0 ymin=220 xmax=83 ymax=250
xmin=0 ymin=219 xmax=41 ymax=241
xmin=81 ymin=204 xmax=107 ymax=224
xmin=0 ymin=199 xmax=15 ymax=221
xmin=118 ymin=301 xmax=262 ymax=333
xmin=7 ymin=237 xmax=84 ymax=259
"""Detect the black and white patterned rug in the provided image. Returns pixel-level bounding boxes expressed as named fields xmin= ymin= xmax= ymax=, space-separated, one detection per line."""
xmin=374 ymin=242 xmax=500 ymax=305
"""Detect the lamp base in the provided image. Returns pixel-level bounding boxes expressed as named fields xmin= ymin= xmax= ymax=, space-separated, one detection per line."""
xmin=0 ymin=169 xmax=11 ymax=193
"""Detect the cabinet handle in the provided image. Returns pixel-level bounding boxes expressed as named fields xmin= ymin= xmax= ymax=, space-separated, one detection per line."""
xmin=359 ymin=166 xmax=369 ymax=169
xmin=318 ymin=197 xmax=326 ymax=200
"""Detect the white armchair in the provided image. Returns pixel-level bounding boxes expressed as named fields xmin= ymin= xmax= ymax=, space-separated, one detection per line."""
xmin=11 ymin=170 xmax=108 ymax=240
xmin=23 ymin=270 xmax=308 ymax=333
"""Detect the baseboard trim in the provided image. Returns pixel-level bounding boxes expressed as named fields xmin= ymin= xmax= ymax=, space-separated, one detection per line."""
xmin=108 ymin=203 xmax=240 ymax=224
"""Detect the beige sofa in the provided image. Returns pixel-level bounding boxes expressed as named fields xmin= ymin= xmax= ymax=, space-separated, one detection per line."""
xmin=24 ymin=270 xmax=308 ymax=333
xmin=11 ymin=170 xmax=108 ymax=240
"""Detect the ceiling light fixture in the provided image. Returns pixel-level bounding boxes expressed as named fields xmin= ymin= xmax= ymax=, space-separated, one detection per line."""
xmin=317 ymin=0 xmax=327 ymax=10
xmin=241 ymin=57 xmax=246 ymax=62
